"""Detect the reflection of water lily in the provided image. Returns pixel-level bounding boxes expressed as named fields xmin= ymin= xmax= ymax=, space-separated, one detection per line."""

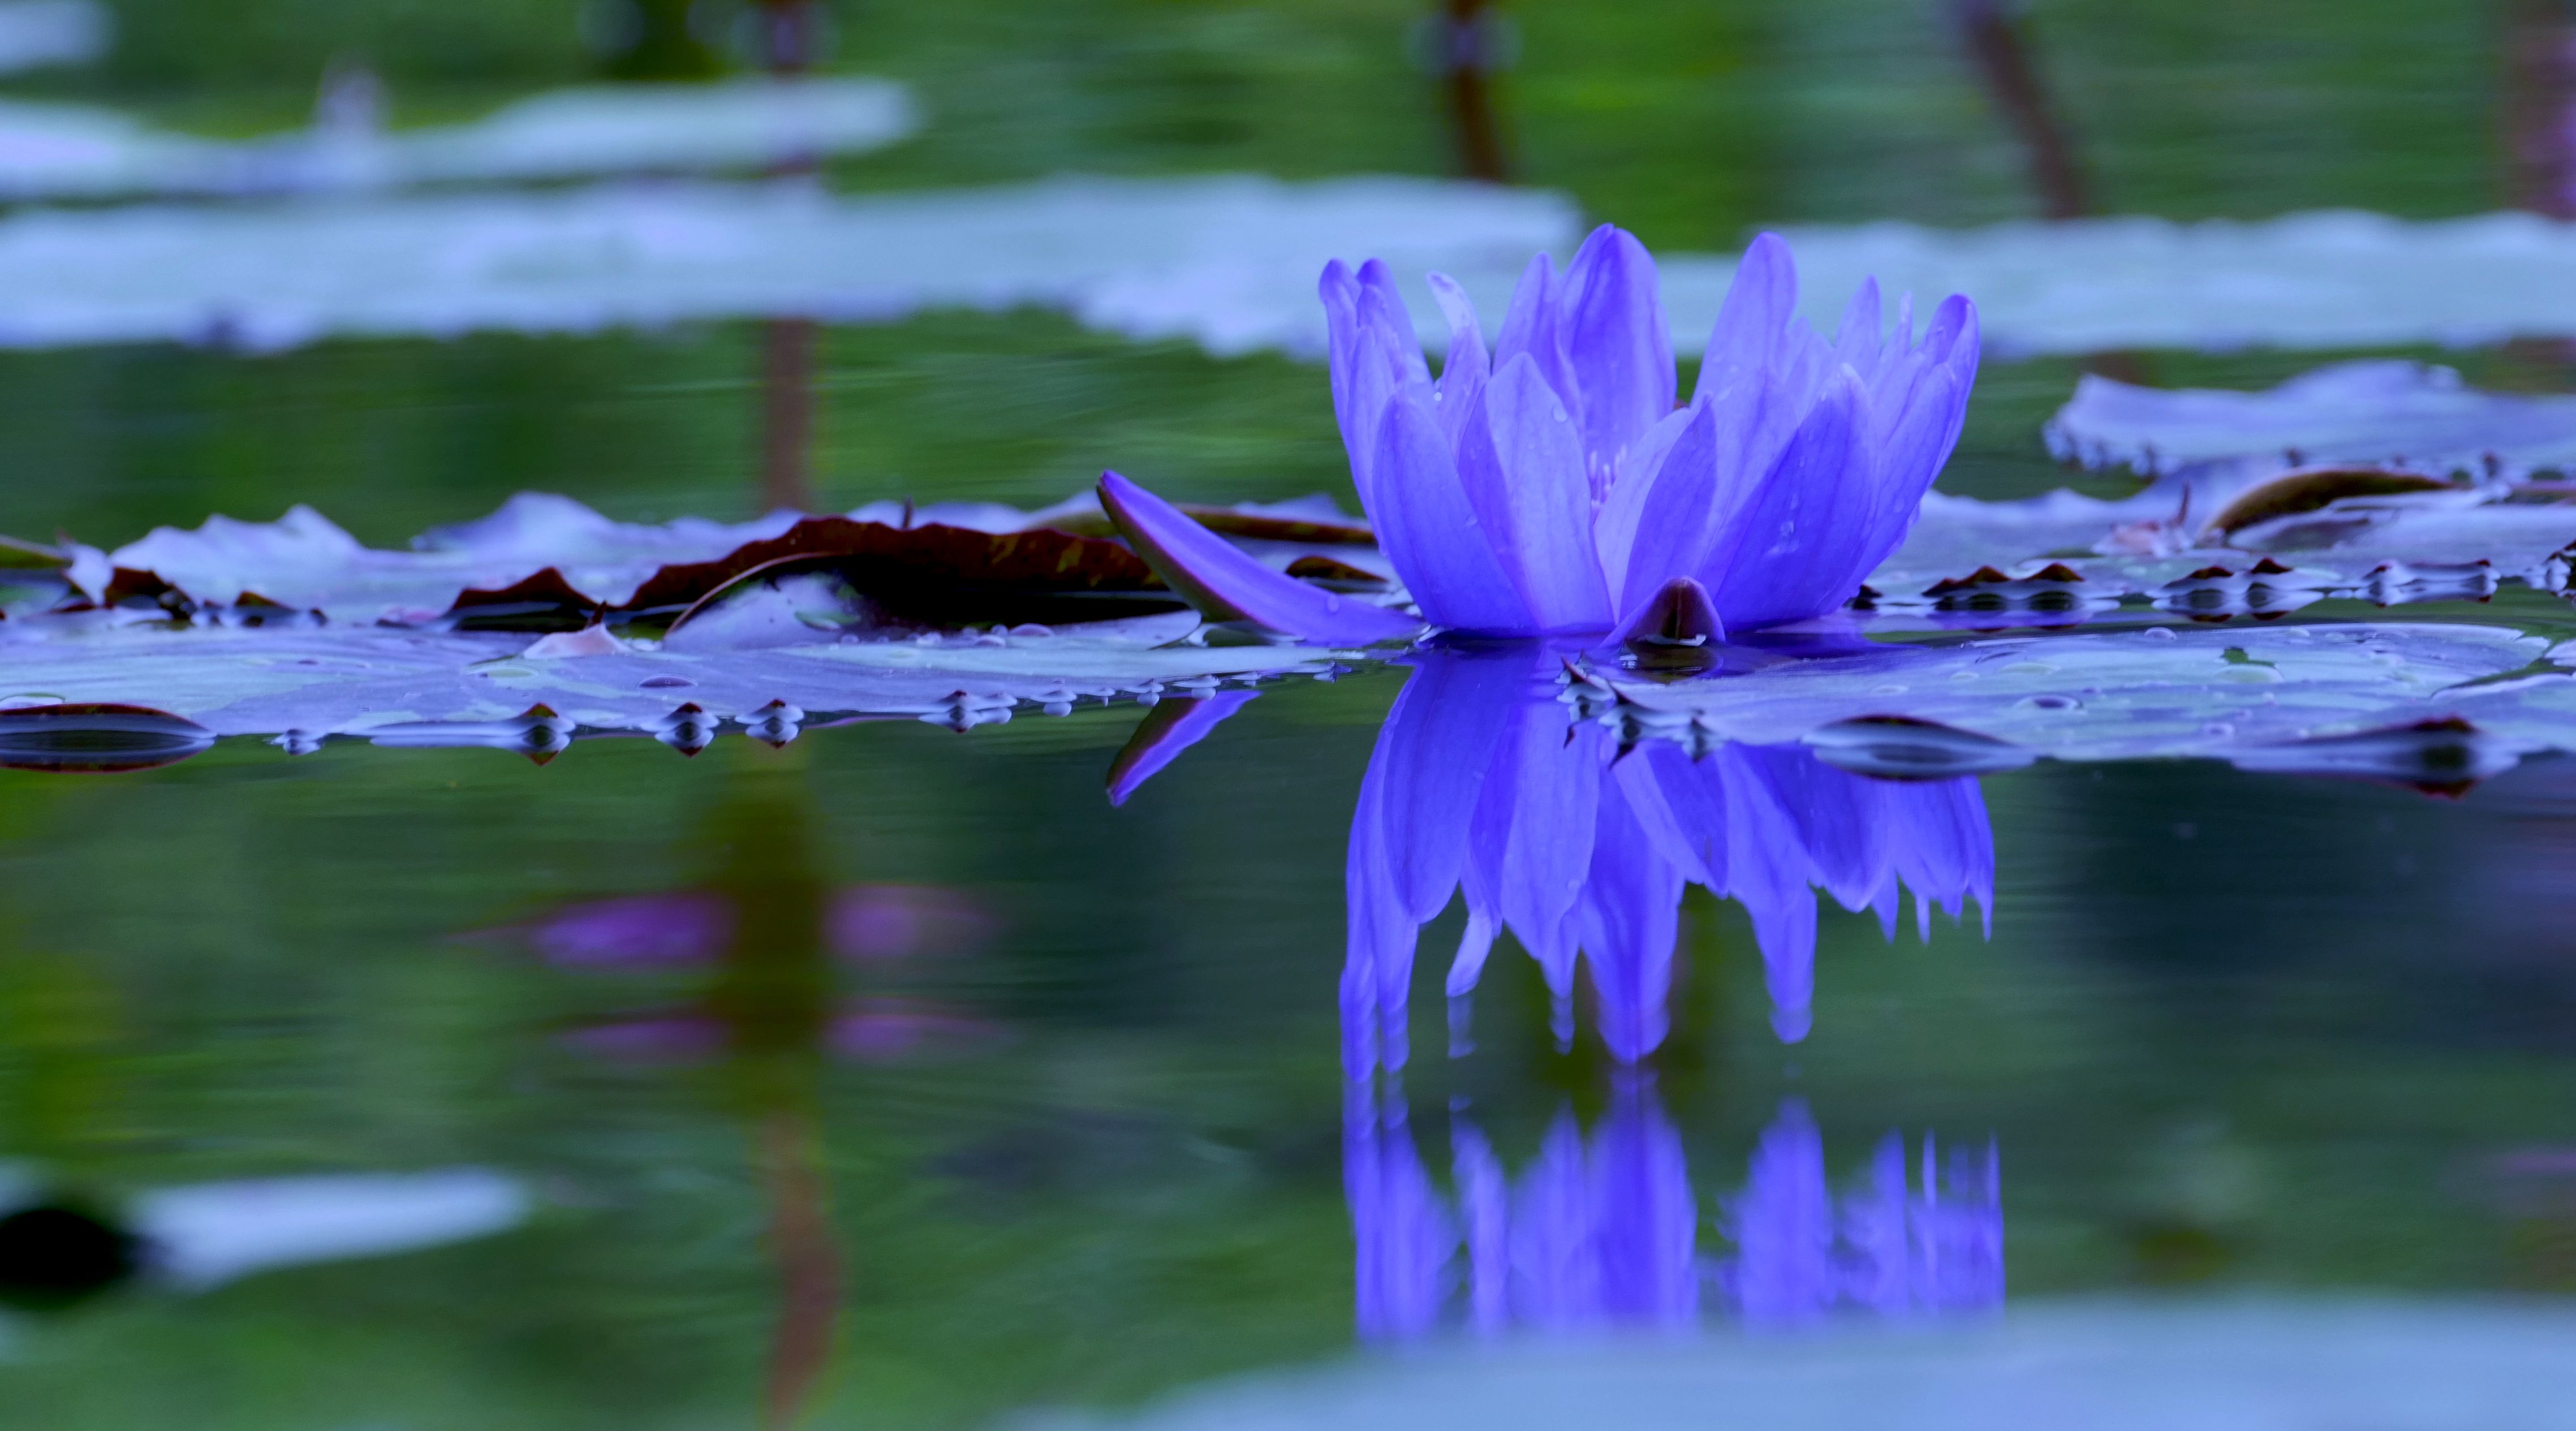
xmin=1347 ymin=1085 xmax=2001 ymax=1339
xmin=484 ymin=880 xmax=1003 ymax=1066
xmin=1346 ymin=649 xmax=1991 ymax=1067
xmin=1108 ymin=230 xmax=1978 ymax=643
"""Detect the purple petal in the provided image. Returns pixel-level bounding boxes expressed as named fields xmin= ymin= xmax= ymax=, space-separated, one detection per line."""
xmin=1492 ymin=252 xmax=1576 ymax=411
xmin=1833 ymin=275 xmax=1884 ymax=374
xmin=1606 ymin=400 xmax=1726 ymax=622
xmin=1591 ymin=402 xmax=1700 ymax=604
xmin=1558 ymin=225 xmax=1676 ymax=487
xmin=1357 ymin=258 xmax=1431 ymax=386
xmin=1369 ymin=391 xmax=1533 ymax=633
xmin=1695 ymin=232 xmax=1799 ymax=408
xmin=1426 ymin=270 xmax=1491 ymax=441
xmin=1098 ymin=471 xmax=1420 ymax=645
xmin=1104 ymin=689 xmax=1263 ymax=807
xmin=1455 ymin=354 xmax=1614 ymax=632
xmin=1853 ymin=364 xmax=1962 ymax=575
xmin=1321 ymin=260 xmax=1370 ymax=487
xmin=1703 ymin=367 xmax=1872 ymax=631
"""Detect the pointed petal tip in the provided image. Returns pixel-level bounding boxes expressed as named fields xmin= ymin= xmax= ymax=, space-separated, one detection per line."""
xmin=1100 ymin=471 xmax=1420 ymax=646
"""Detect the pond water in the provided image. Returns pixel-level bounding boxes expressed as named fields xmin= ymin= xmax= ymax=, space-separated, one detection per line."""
xmin=5 ymin=2 xmax=2576 ymax=1429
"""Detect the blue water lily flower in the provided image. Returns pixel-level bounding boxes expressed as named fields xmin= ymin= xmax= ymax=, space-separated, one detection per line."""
xmin=1104 ymin=227 xmax=1980 ymax=643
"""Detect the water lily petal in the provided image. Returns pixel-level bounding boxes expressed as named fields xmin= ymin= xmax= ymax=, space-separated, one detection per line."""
xmin=1592 ymin=402 xmax=1700 ymax=605
xmin=1695 ymin=231 xmax=1798 ymax=408
xmin=1371 ymin=390 xmax=1533 ymax=632
xmin=1558 ymin=224 xmax=1675 ymax=487
xmin=1457 ymin=354 xmax=1613 ymax=631
xmin=1607 ymin=400 xmax=1725 ymax=622
xmin=1357 ymin=258 xmax=1431 ymax=385
xmin=1097 ymin=471 xmax=1421 ymax=644
xmin=1492 ymin=251 xmax=1576 ymax=412
xmin=1425 ymin=270 xmax=1490 ymax=442
xmin=1858 ymin=363 xmax=1963 ymax=573
xmin=1703 ymin=367 xmax=1871 ymax=630
xmin=1321 ymin=260 xmax=1369 ymax=486
xmin=1833 ymin=275 xmax=1884 ymax=374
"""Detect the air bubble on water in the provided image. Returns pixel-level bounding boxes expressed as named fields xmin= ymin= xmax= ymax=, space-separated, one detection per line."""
xmin=2143 ymin=626 xmax=2177 ymax=641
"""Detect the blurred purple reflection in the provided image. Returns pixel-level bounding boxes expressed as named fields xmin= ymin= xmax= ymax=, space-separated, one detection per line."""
xmin=512 ymin=884 xmax=995 ymax=967
xmin=527 ymin=892 xmax=735 ymax=968
xmin=1345 ymin=648 xmax=1993 ymax=1071
xmin=1347 ymin=1086 xmax=2002 ymax=1340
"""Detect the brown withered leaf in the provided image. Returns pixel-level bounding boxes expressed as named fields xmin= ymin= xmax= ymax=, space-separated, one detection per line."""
xmin=652 ymin=519 xmax=1191 ymax=633
xmin=2206 ymin=466 xmax=2455 ymax=538
xmin=442 ymin=568 xmax=604 ymax=632
xmin=1282 ymin=554 xmax=1387 ymax=587
xmin=1041 ymin=505 xmax=1375 ymax=547
xmin=628 ymin=518 xmax=1161 ymax=614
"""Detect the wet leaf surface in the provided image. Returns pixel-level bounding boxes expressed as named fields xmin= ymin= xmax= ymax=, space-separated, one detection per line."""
xmin=1579 ymin=620 xmax=2576 ymax=786
xmin=2047 ymin=361 xmax=2576 ymax=480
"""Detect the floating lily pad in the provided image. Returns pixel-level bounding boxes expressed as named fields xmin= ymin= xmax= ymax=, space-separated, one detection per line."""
xmin=1579 ymin=620 xmax=2576 ymax=783
xmin=0 ymin=622 xmax=1343 ymax=766
xmin=2046 ymin=361 xmax=2576 ymax=480
xmin=1874 ymin=484 xmax=2576 ymax=614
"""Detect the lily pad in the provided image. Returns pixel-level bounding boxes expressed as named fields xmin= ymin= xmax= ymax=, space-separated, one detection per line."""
xmin=1580 ymin=620 xmax=2576 ymax=783
xmin=2046 ymin=361 xmax=2576 ymax=480
xmin=1873 ymin=482 xmax=2576 ymax=614
xmin=0 ymin=622 xmax=1343 ymax=761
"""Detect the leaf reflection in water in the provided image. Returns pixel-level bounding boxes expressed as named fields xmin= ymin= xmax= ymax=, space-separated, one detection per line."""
xmin=1346 ymin=1083 xmax=2000 ymax=1341
xmin=1346 ymin=647 xmax=1991 ymax=1062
